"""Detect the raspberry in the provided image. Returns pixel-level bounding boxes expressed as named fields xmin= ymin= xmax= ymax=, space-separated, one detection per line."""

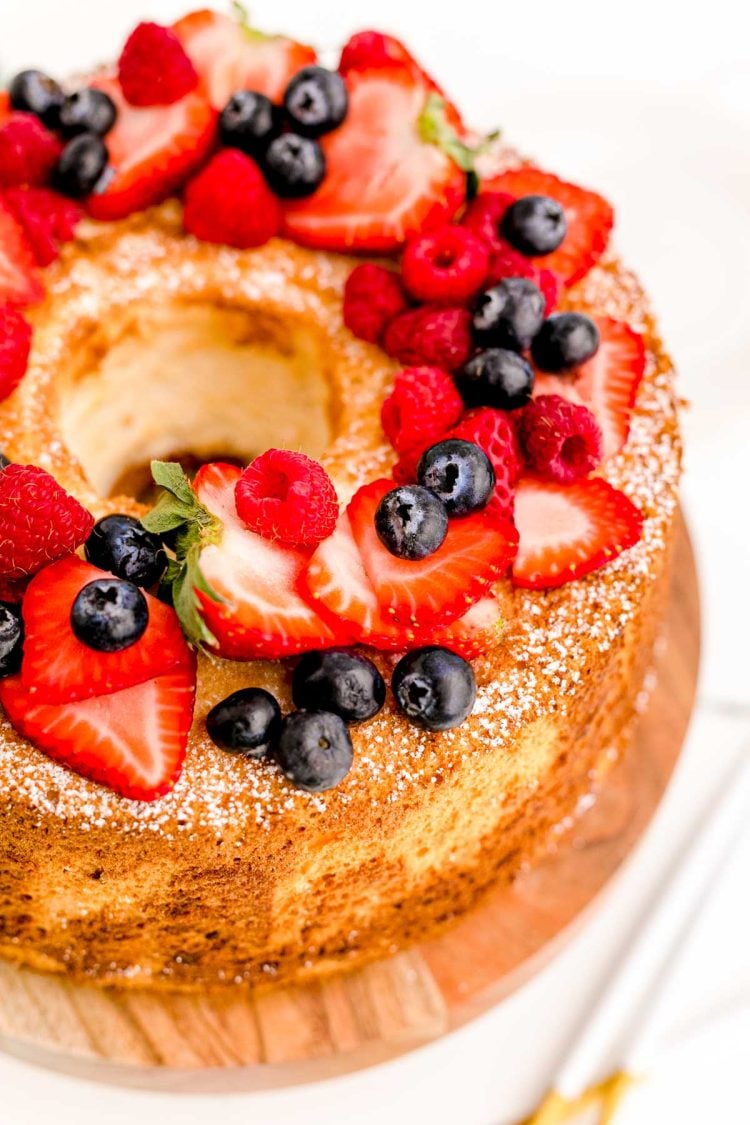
xmin=519 ymin=394 xmax=603 ymax=483
xmin=0 ymin=113 xmax=62 ymax=188
xmin=383 ymin=306 xmax=473 ymax=372
xmin=4 ymin=188 xmax=82 ymax=266
xmin=0 ymin=304 xmax=32 ymax=401
xmin=343 ymin=263 xmax=409 ymax=344
xmin=118 ymin=22 xmax=198 ymax=108
xmin=487 ymin=244 xmax=560 ymax=314
xmin=461 ymin=191 xmax=515 ymax=250
xmin=339 ymin=31 xmax=413 ymax=74
xmin=0 ymin=464 xmax=94 ymax=579
xmin=401 ymin=225 xmax=489 ymax=305
xmin=448 ymin=407 xmax=524 ymax=517
xmin=183 ymin=151 xmax=282 ymax=250
xmin=381 ymin=366 xmax=464 ymax=457
xmin=234 ymin=450 xmax=339 ymax=549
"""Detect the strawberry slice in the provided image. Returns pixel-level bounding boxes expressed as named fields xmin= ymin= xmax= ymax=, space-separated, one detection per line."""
xmin=512 ymin=477 xmax=643 ymax=589
xmin=86 ymin=74 xmax=216 ymax=221
xmin=282 ymin=67 xmax=466 ymax=252
xmin=20 ymin=555 xmax=193 ymax=704
xmin=483 ymin=166 xmax=614 ymax=285
xmin=0 ymin=665 xmax=196 ymax=801
xmin=193 ymin=463 xmax=343 ymax=660
xmin=348 ymin=479 xmax=518 ymax=626
xmin=173 ymin=8 xmax=316 ymax=108
xmin=0 ymin=196 xmax=43 ymax=306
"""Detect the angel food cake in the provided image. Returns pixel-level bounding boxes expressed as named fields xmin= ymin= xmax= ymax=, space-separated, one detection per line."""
xmin=0 ymin=10 xmax=680 ymax=988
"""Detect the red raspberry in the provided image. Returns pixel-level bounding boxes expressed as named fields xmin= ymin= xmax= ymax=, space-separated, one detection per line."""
xmin=183 ymin=151 xmax=282 ymax=250
xmin=339 ymin=31 xmax=414 ymax=74
xmin=118 ymin=22 xmax=198 ymax=107
xmin=234 ymin=450 xmax=339 ymax=549
xmin=0 ymin=113 xmax=62 ymax=188
xmin=381 ymin=366 xmax=464 ymax=460
xmin=519 ymin=394 xmax=603 ymax=483
xmin=401 ymin=225 xmax=489 ymax=305
xmin=0 ymin=464 xmax=94 ymax=579
xmin=343 ymin=263 xmax=409 ymax=344
xmin=448 ymin=407 xmax=524 ymax=517
xmin=4 ymin=188 xmax=82 ymax=266
xmin=461 ymin=190 xmax=515 ymax=250
xmin=383 ymin=305 xmax=473 ymax=372
xmin=486 ymin=245 xmax=560 ymax=314
xmin=0 ymin=304 xmax=32 ymax=401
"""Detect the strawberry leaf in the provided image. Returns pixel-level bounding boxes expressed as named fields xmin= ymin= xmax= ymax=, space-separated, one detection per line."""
xmin=419 ymin=93 xmax=499 ymax=173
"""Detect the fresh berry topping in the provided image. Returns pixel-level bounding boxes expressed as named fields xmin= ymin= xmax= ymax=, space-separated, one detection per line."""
xmin=343 ymin=263 xmax=409 ymax=344
xmin=0 ymin=197 xmax=43 ymax=306
xmin=283 ymin=66 xmax=349 ymax=138
xmin=461 ymin=189 xmax=515 ymax=249
xmin=183 ymin=149 xmax=282 ymax=248
xmin=447 ymin=406 xmax=524 ymax=516
xmin=519 ymin=394 xmax=603 ymax=483
xmin=383 ymin=306 xmax=473 ymax=372
xmin=502 ymin=193 xmax=567 ymax=256
xmin=0 ymin=665 xmax=196 ymax=801
xmin=70 ymin=578 xmax=148 ymax=653
xmin=484 ymin=243 xmax=560 ymax=314
xmin=53 ymin=133 xmax=109 ymax=199
xmin=234 ymin=449 xmax=338 ymax=549
xmin=0 ymin=304 xmax=32 ymax=401
xmin=381 ymin=366 xmax=464 ymax=456
xmin=292 ymin=649 xmax=386 ymax=724
xmin=472 ymin=277 xmax=545 ymax=352
xmin=275 ymin=710 xmax=353 ymax=792
xmin=338 ymin=30 xmax=442 ymax=94
xmin=0 ymin=464 xmax=94 ymax=580
xmin=401 ymin=225 xmax=489 ymax=305
xmin=218 ymin=90 xmax=278 ymax=156
xmin=8 ymin=70 xmax=64 ymax=129
xmin=392 ymin=645 xmax=476 ymax=731
xmin=4 ymin=187 xmax=82 ymax=267
xmin=85 ymin=514 xmax=166 ymax=588
xmin=118 ymin=22 xmax=198 ymax=108
xmin=374 ymin=485 xmax=449 ymax=560
xmin=512 ymin=477 xmax=643 ymax=589
xmin=206 ymin=687 xmax=281 ymax=757
xmin=0 ymin=603 xmax=23 ymax=678
xmin=261 ymin=133 xmax=326 ymax=198
xmin=531 ymin=312 xmax=600 ymax=372
xmin=58 ymin=88 xmax=118 ymax=138
xmin=417 ymin=439 xmax=495 ymax=516
xmin=0 ymin=113 xmax=62 ymax=188
xmin=456 ymin=347 xmax=535 ymax=410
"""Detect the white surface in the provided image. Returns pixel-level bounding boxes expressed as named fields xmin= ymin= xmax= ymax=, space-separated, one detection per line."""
xmin=2 ymin=1 xmax=750 ymax=1122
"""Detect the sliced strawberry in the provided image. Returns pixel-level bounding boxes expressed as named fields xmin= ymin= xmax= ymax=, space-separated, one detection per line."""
xmin=0 ymin=196 xmax=43 ymax=306
xmin=20 ymin=555 xmax=193 ymax=704
xmin=86 ymin=74 xmax=217 ymax=221
xmin=193 ymin=463 xmax=343 ymax=660
xmin=483 ymin=166 xmax=614 ymax=285
xmin=338 ymin=29 xmax=447 ymax=101
xmin=282 ymin=67 xmax=466 ymax=252
xmin=173 ymin=9 xmax=316 ymax=108
xmin=0 ymin=665 xmax=196 ymax=801
xmin=512 ymin=477 xmax=643 ymax=589
xmin=428 ymin=595 xmax=505 ymax=659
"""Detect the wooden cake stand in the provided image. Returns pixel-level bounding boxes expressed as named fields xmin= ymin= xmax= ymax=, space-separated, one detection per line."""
xmin=0 ymin=516 xmax=700 ymax=1091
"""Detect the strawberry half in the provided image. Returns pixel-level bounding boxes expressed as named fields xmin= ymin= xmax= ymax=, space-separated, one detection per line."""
xmin=0 ymin=666 xmax=196 ymax=801
xmin=282 ymin=67 xmax=466 ymax=252
xmin=512 ymin=477 xmax=643 ymax=589
xmin=20 ymin=555 xmax=193 ymax=704
xmin=173 ymin=8 xmax=316 ymax=108
xmin=0 ymin=196 xmax=43 ymax=306
xmin=86 ymin=75 xmax=217 ymax=221
xmin=483 ymin=166 xmax=614 ymax=285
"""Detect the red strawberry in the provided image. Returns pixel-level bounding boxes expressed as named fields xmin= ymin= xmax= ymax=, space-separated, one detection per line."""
xmin=193 ymin=462 xmax=344 ymax=660
xmin=448 ymin=407 xmax=524 ymax=517
xmin=482 ymin=167 xmax=614 ymax=285
xmin=339 ymin=30 xmax=441 ymax=92
xmin=0 ymin=665 xmax=196 ymax=801
xmin=183 ymin=149 xmax=281 ymax=249
xmin=0 ymin=113 xmax=62 ymax=188
xmin=3 ymin=187 xmax=82 ymax=267
xmin=0 ymin=303 xmax=32 ymax=401
xmin=118 ymin=22 xmax=199 ymax=108
xmin=0 ymin=464 xmax=94 ymax=579
xmin=282 ymin=67 xmax=466 ymax=252
xmin=173 ymin=8 xmax=316 ymax=108
xmin=0 ymin=197 xmax=43 ymax=306
xmin=512 ymin=477 xmax=643 ymax=589
xmin=428 ymin=595 xmax=504 ymax=658
xmin=20 ymin=556 xmax=193 ymax=704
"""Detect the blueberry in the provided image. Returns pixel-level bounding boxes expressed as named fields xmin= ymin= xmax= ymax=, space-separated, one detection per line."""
xmin=292 ymin=649 xmax=386 ymax=724
xmin=417 ymin=439 xmax=495 ymax=516
xmin=501 ymin=193 xmax=567 ymax=256
xmin=53 ymin=133 xmax=109 ymax=198
xmin=219 ymin=90 xmax=279 ymax=156
xmin=456 ymin=348 xmax=534 ymax=410
xmin=85 ymin=515 xmax=166 ymax=588
xmin=392 ymin=646 xmax=476 ymax=732
xmin=70 ymin=578 xmax=148 ymax=653
xmin=0 ymin=604 xmax=23 ymax=678
xmin=472 ymin=278 xmax=545 ymax=351
xmin=58 ymin=87 xmax=118 ymax=138
xmin=9 ymin=69 xmax=65 ymax=128
xmin=206 ymin=688 xmax=281 ymax=758
xmin=262 ymin=133 xmax=326 ymax=198
xmin=375 ymin=485 xmax=448 ymax=560
xmin=283 ymin=66 xmax=348 ymax=138
xmin=275 ymin=710 xmax=353 ymax=792
xmin=531 ymin=313 xmax=600 ymax=372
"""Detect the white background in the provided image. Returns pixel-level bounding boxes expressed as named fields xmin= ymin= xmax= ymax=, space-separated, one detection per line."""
xmin=2 ymin=1 xmax=749 ymax=1122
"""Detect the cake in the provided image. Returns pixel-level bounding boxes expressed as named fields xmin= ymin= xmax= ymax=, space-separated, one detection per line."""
xmin=0 ymin=11 xmax=681 ymax=990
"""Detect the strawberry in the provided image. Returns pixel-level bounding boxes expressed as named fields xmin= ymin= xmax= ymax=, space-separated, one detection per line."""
xmin=428 ymin=595 xmax=505 ymax=659
xmin=0 ymin=665 xmax=196 ymax=801
xmin=173 ymin=8 xmax=316 ymax=109
xmin=0 ymin=196 xmax=43 ymax=306
xmin=338 ymin=30 xmax=446 ymax=100
xmin=482 ymin=167 xmax=614 ymax=285
xmin=512 ymin=477 xmax=643 ymax=589
xmin=20 ymin=556 xmax=193 ymax=704
xmin=85 ymin=75 xmax=217 ymax=221
xmin=282 ymin=67 xmax=466 ymax=252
